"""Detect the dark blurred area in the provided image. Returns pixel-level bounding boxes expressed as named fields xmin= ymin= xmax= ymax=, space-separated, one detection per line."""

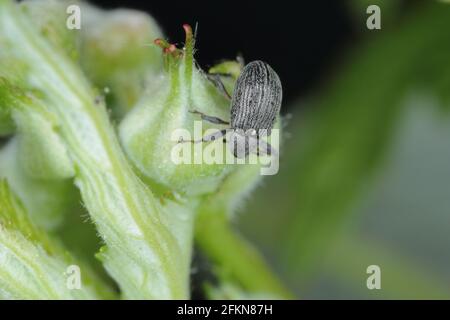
xmin=91 ymin=0 xmax=356 ymax=107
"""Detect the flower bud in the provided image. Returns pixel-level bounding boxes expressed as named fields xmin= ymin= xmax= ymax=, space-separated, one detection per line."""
xmin=120 ymin=25 xmax=234 ymax=195
xmin=79 ymin=6 xmax=164 ymax=117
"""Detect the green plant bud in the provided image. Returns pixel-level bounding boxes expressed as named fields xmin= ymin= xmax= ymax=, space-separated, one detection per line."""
xmin=120 ymin=25 xmax=236 ymax=195
xmin=80 ymin=6 xmax=164 ymax=117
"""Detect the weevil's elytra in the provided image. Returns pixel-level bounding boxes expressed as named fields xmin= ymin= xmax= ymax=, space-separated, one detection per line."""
xmin=231 ymin=60 xmax=282 ymax=134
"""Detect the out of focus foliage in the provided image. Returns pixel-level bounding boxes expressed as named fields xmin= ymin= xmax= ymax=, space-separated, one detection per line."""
xmin=240 ymin=0 xmax=450 ymax=298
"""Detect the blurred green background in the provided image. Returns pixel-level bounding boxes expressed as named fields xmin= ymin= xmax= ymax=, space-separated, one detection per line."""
xmin=235 ymin=0 xmax=450 ymax=299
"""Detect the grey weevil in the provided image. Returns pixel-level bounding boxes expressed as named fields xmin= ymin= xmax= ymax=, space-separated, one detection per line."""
xmin=184 ymin=60 xmax=282 ymax=158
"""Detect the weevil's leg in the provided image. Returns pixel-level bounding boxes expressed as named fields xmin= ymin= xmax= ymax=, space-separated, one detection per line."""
xmin=178 ymin=129 xmax=227 ymax=144
xmin=189 ymin=110 xmax=230 ymax=125
xmin=255 ymin=139 xmax=278 ymax=157
xmin=206 ymin=73 xmax=232 ymax=100
xmin=202 ymin=129 xmax=227 ymax=142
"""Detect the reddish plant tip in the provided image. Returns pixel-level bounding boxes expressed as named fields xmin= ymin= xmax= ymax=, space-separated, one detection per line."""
xmin=154 ymin=38 xmax=169 ymax=50
xmin=154 ymin=26 xmax=192 ymax=58
xmin=182 ymin=24 xmax=193 ymax=37
xmin=168 ymin=44 xmax=177 ymax=53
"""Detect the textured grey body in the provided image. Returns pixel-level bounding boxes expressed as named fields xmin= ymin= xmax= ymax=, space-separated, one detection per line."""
xmin=230 ymin=60 xmax=282 ymax=134
xmin=184 ymin=60 xmax=282 ymax=158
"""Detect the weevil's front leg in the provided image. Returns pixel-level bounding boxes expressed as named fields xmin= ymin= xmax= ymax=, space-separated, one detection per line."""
xmin=206 ymin=73 xmax=232 ymax=100
xmin=189 ymin=110 xmax=230 ymax=125
xmin=178 ymin=129 xmax=227 ymax=144
xmin=254 ymin=138 xmax=278 ymax=157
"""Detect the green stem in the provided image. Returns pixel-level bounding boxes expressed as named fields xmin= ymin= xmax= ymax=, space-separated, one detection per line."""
xmin=196 ymin=207 xmax=294 ymax=299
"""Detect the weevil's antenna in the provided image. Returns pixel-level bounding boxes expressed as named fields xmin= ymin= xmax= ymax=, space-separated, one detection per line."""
xmin=194 ymin=22 xmax=199 ymax=41
xmin=236 ymin=53 xmax=245 ymax=68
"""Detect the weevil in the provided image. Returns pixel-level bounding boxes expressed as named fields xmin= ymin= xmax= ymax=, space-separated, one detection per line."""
xmin=183 ymin=60 xmax=282 ymax=158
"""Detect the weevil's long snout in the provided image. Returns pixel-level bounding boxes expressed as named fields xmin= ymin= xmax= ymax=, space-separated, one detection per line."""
xmin=228 ymin=130 xmax=259 ymax=158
